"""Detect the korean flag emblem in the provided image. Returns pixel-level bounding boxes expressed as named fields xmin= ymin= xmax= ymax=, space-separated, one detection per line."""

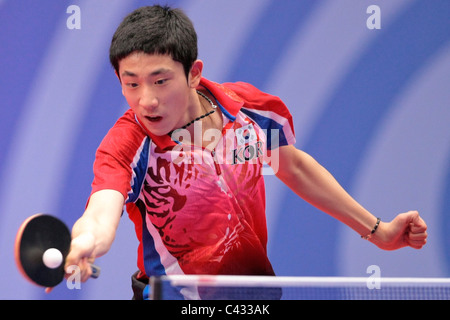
xmin=236 ymin=124 xmax=257 ymax=146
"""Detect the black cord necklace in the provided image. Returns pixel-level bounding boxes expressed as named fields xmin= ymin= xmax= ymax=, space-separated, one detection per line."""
xmin=176 ymin=91 xmax=217 ymax=131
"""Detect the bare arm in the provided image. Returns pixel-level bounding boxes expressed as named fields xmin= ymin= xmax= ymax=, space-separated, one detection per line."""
xmin=272 ymin=145 xmax=427 ymax=250
xmin=65 ymin=189 xmax=124 ymax=281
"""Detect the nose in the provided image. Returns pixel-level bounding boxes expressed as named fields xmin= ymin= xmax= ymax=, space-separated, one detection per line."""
xmin=139 ymin=86 xmax=159 ymax=111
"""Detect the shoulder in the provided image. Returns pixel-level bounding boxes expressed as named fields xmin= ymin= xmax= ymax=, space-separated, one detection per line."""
xmin=223 ymin=82 xmax=282 ymax=105
xmin=97 ymin=109 xmax=149 ymax=159
xmin=92 ymin=110 xmax=151 ymax=201
xmin=202 ymin=77 xmax=284 ymax=110
xmin=222 ymin=82 xmax=296 ymax=148
xmin=222 ymin=82 xmax=291 ymax=120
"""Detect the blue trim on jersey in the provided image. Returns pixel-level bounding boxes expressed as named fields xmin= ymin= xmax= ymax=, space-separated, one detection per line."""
xmin=127 ymin=137 xmax=150 ymax=203
xmin=139 ymin=202 xmax=185 ymax=300
xmin=203 ymin=86 xmax=236 ymax=122
xmin=140 ymin=206 xmax=166 ymax=276
xmin=218 ymin=100 xmax=236 ymax=122
xmin=241 ymin=108 xmax=288 ymax=150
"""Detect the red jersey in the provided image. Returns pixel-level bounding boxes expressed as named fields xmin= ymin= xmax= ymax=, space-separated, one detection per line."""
xmin=91 ymin=78 xmax=295 ymax=297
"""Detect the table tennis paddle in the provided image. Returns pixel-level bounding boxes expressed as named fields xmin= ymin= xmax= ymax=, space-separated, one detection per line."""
xmin=15 ymin=213 xmax=100 ymax=288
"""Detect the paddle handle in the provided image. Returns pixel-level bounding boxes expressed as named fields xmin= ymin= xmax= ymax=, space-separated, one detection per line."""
xmin=90 ymin=264 xmax=101 ymax=278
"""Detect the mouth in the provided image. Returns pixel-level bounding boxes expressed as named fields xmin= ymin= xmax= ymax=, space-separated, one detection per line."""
xmin=146 ymin=116 xmax=163 ymax=123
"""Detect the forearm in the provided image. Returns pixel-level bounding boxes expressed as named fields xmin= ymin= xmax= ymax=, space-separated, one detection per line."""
xmin=70 ymin=189 xmax=124 ymax=259
xmin=276 ymin=146 xmax=377 ymax=237
xmin=71 ymin=211 xmax=117 ymax=259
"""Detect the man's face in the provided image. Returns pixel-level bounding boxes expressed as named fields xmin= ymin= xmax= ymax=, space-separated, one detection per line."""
xmin=118 ymin=52 xmax=199 ymax=136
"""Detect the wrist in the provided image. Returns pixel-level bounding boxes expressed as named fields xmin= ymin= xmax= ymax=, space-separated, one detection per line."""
xmin=361 ymin=217 xmax=381 ymax=240
xmin=71 ymin=232 xmax=96 ymax=255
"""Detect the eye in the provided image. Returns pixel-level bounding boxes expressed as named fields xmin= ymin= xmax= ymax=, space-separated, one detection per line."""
xmin=126 ymin=83 xmax=139 ymax=88
xmin=155 ymin=79 xmax=167 ymax=85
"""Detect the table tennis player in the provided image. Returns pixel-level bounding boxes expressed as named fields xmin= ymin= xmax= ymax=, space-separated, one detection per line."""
xmin=65 ymin=5 xmax=428 ymax=299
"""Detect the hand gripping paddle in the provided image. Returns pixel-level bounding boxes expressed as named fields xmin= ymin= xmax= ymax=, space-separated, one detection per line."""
xmin=15 ymin=214 xmax=100 ymax=288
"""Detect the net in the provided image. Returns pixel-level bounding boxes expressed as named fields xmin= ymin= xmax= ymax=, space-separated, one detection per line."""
xmin=149 ymin=275 xmax=450 ymax=300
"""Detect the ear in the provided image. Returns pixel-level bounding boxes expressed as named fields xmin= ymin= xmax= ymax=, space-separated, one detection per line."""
xmin=188 ymin=60 xmax=203 ymax=88
xmin=114 ymin=70 xmax=122 ymax=83
xmin=114 ymin=70 xmax=125 ymax=95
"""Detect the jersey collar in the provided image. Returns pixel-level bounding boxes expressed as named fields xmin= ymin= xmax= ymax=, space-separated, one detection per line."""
xmin=199 ymin=78 xmax=244 ymax=121
xmin=141 ymin=77 xmax=244 ymax=149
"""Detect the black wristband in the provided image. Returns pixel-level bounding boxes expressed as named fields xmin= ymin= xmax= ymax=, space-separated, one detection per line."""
xmin=361 ymin=217 xmax=381 ymax=240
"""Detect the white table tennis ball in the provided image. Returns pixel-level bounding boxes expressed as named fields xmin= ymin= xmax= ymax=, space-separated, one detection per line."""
xmin=42 ymin=248 xmax=63 ymax=269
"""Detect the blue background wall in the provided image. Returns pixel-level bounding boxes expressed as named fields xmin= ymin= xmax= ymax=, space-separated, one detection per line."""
xmin=1 ymin=0 xmax=449 ymax=299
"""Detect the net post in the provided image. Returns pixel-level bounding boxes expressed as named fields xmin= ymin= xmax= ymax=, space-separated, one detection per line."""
xmin=150 ymin=276 xmax=162 ymax=300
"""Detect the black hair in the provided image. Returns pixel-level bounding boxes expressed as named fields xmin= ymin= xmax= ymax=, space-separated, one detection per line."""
xmin=109 ymin=5 xmax=198 ymax=79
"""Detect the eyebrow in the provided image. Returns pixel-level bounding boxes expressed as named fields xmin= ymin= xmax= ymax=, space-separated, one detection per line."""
xmin=121 ymin=68 xmax=172 ymax=78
